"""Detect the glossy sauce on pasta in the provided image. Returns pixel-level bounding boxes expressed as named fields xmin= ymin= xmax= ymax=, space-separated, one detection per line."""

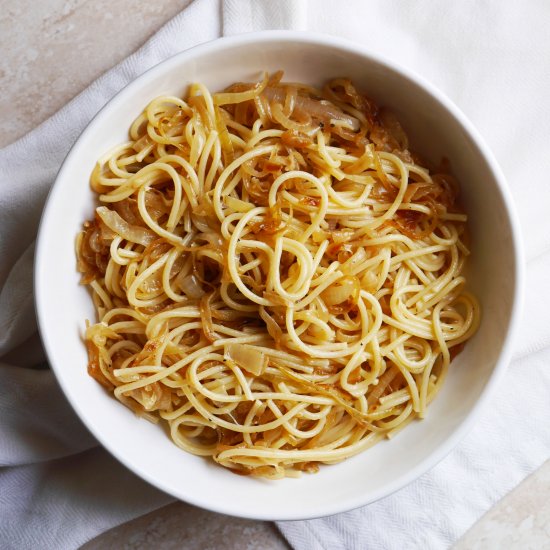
xmin=77 ymin=73 xmax=479 ymax=478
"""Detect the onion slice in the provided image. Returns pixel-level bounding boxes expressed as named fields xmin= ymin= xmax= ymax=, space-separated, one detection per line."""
xmin=96 ymin=206 xmax=155 ymax=246
xmin=178 ymin=273 xmax=205 ymax=299
xmin=263 ymin=87 xmax=360 ymax=131
xmin=224 ymin=343 xmax=268 ymax=376
xmin=321 ymin=275 xmax=361 ymax=306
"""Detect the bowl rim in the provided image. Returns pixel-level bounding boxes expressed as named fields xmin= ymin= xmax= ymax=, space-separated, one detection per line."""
xmin=34 ymin=29 xmax=525 ymax=520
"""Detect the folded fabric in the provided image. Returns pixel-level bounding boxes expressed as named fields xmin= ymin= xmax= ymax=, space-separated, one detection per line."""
xmin=1 ymin=0 xmax=549 ymax=549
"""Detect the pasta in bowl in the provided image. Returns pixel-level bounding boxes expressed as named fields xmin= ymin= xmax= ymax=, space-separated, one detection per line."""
xmin=35 ymin=32 xmax=521 ymax=519
xmin=77 ymin=72 xmax=478 ymax=478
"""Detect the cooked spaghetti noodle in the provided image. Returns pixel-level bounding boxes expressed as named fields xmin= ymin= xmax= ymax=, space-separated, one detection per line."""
xmin=77 ymin=72 xmax=480 ymax=478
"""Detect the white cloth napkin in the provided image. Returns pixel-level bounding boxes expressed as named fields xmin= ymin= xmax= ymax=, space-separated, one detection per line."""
xmin=1 ymin=1 xmax=549 ymax=548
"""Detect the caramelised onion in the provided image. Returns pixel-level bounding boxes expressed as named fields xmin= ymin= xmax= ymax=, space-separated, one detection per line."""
xmin=144 ymin=190 xmax=169 ymax=220
xmin=200 ymin=292 xmax=219 ymax=343
xmin=225 ymin=195 xmax=254 ymax=213
xmin=342 ymin=247 xmax=368 ymax=274
xmin=214 ymin=104 xmax=235 ymax=164
xmin=202 ymin=231 xmax=224 ymax=249
xmin=133 ymin=134 xmax=153 ymax=154
xmin=87 ymin=227 xmax=103 ymax=253
xmin=224 ymin=342 xmax=268 ymax=376
xmin=379 ymin=109 xmax=408 ymax=151
xmin=178 ymin=273 xmax=205 ymax=299
xmin=331 ymin=229 xmax=355 ymax=244
xmin=321 ymin=275 xmax=360 ymax=306
xmin=259 ymin=305 xmax=283 ymax=348
xmin=368 ymin=365 xmax=399 ymax=405
xmin=96 ymin=206 xmax=155 ymax=246
xmin=271 ymin=102 xmax=313 ymax=133
xmin=141 ymin=275 xmax=162 ymax=293
xmin=281 ymin=129 xmax=313 ymax=149
xmin=213 ymin=72 xmax=269 ymax=105
xmin=130 ymin=382 xmax=172 ymax=412
xmin=113 ymin=198 xmax=140 ymax=225
xmin=263 ymin=87 xmax=360 ymax=131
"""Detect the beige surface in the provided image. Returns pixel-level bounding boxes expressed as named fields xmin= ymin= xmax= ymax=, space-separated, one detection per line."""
xmin=0 ymin=0 xmax=191 ymax=147
xmin=81 ymin=502 xmax=291 ymax=550
xmin=2 ymin=1 xmax=549 ymax=549
xmin=456 ymin=459 xmax=550 ymax=550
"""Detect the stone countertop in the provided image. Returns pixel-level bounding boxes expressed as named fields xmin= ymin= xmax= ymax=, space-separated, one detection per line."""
xmin=2 ymin=2 xmax=549 ymax=548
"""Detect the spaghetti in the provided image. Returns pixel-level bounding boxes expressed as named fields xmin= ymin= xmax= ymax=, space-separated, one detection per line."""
xmin=77 ymin=72 xmax=480 ymax=478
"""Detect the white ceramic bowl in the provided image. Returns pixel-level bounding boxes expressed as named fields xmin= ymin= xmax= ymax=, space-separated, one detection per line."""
xmin=35 ymin=31 xmax=523 ymax=520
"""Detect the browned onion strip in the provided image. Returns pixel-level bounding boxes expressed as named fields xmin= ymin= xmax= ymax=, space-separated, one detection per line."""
xmin=263 ymin=87 xmax=360 ymax=131
xmin=96 ymin=206 xmax=156 ymax=246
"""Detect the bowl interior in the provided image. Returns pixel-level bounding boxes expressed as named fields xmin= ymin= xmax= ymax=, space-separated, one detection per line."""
xmin=35 ymin=32 xmax=520 ymax=520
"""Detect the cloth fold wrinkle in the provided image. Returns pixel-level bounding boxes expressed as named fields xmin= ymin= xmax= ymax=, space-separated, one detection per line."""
xmin=0 ymin=244 xmax=37 ymax=356
xmin=0 ymin=366 xmax=97 ymax=466
xmin=222 ymin=0 xmax=307 ymax=35
xmin=1 ymin=0 xmax=549 ymax=549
